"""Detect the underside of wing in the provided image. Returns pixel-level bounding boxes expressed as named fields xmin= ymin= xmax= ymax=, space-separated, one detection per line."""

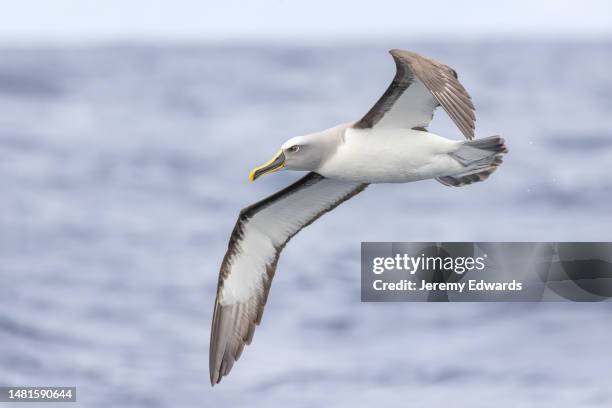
xmin=354 ymin=49 xmax=476 ymax=140
xmin=209 ymin=172 xmax=367 ymax=385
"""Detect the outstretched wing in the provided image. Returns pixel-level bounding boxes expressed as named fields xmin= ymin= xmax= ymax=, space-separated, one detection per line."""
xmin=210 ymin=172 xmax=367 ymax=385
xmin=354 ymin=49 xmax=476 ymax=139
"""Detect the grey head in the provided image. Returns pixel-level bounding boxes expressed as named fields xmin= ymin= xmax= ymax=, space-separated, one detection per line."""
xmin=248 ymin=124 xmax=348 ymax=181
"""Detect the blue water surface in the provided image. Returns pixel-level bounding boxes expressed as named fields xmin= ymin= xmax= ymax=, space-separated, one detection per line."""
xmin=1 ymin=41 xmax=611 ymax=407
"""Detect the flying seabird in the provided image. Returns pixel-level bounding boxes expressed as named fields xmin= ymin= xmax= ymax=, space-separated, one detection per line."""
xmin=209 ymin=49 xmax=507 ymax=385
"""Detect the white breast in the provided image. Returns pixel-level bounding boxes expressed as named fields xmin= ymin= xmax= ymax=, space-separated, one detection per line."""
xmin=316 ymin=127 xmax=463 ymax=183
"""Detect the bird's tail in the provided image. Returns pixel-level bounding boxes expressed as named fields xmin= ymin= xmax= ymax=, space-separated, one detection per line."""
xmin=437 ymin=135 xmax=508 ymax=187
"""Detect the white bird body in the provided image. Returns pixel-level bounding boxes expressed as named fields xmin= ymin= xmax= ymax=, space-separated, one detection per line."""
xmin=316 ymin=126 xmax=464 ymax=183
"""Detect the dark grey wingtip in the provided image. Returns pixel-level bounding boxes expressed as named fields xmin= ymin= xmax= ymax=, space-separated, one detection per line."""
xmin=209 ymin=366 xmax=220 ymax=386
xmin=210 ymin=359 xmax=224 ymax=386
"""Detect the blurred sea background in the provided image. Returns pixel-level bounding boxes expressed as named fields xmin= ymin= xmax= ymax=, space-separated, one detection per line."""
xmin=2 ymin=2 xmax=612 ymax=407
xmin=1 ymin=40 xmax=612 ymax=408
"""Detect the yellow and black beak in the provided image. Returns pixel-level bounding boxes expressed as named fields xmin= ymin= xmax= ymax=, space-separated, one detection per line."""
xmin=249 ymin=150 xmax=285 ymax=182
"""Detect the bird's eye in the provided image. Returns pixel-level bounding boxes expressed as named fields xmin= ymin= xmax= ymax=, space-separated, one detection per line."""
xmin=289 ymin=145 xmax=300 ymax=153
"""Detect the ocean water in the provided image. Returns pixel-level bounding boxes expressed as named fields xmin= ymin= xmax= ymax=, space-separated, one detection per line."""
xmin=1 ymin=41 xmax=611 ymax=407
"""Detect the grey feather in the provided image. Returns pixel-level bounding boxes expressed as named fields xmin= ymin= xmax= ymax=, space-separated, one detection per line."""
xmin=437 ymin=136 xmax=507 ymax=187
xmin=355 ymin=49 xmax=476 ymax=140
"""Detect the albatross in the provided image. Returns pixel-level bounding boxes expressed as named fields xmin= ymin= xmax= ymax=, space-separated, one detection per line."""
xmin=209 ymin=49 xmax=507 ymax=385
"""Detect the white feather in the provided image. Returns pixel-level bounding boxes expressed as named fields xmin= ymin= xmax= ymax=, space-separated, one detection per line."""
xmin=375 ymin=80 xmax=438 ymax=129
xmin=220 ymin=177 xmax=363 ymax=304
xmin=317 ymin=127 xmax=464 ymax=183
